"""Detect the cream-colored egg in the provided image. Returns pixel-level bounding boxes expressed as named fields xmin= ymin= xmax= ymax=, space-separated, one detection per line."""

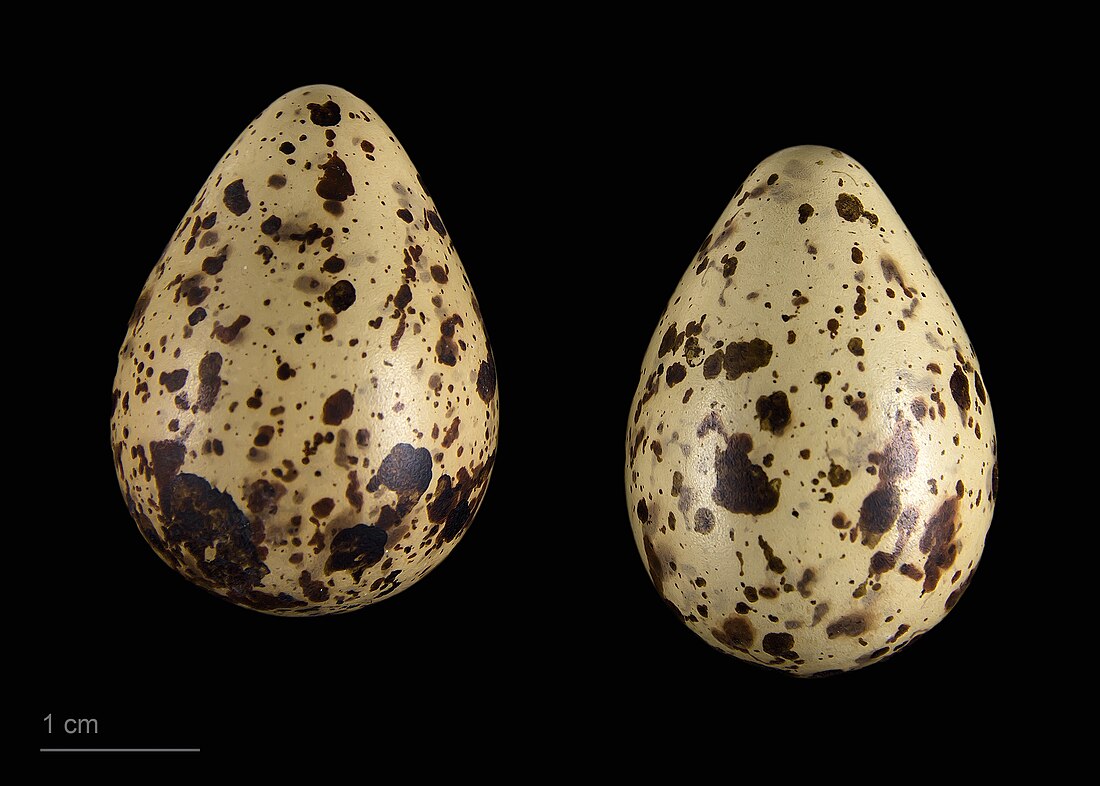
xmin=111 ymin=85 xmax=498 ymax=615
xmin=625 ymin=146 xmax=996 ymax=674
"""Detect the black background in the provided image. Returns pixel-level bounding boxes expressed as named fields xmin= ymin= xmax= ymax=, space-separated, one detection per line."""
xmin=31 ymin=25 xmax=1060 ymax=773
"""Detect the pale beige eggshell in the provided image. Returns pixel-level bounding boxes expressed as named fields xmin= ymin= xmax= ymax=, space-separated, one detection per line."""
xmin=111 ymin=85 xmax=498 ymax=616
xmin=626 ymin=145 xmax=997 ymax=674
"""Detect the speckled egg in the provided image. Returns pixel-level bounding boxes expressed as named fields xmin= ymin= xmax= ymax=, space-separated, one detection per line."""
xmin=625 ymin=146 xmax=997 ymax=674
xmin=111 ymin=85 xmax=499 ymax=616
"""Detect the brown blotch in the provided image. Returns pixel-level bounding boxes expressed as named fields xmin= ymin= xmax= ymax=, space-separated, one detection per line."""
xmin=858 ymin=485 xmax=901 ymax=543
xmin=369 ymin=443 xmax=433 ymax=497
xmin=346 ymin=470 xmax=363 ymax=511
xmin=870 ymin=550 xmax=896 ymax=573
xmin=919 ymin=496 xmax=960 ymax=594
xmin=322 ymin=389 xmax=354 ymax=426
xmin=796 ymin=569 xmax=815 ymax=598
xmin=202 ymin=250 xmax=227 ymax=274
xmin=658 ymin=324 xmax=683 ymax=358
xmin=212 ymin=315 xmax=251 ymax=344
xmin=886 ymin=623 xmax=911 ymax=644
xmin=712 ymin=433 xmax=781 ymax=515
xmin=324 ymin=524 xmax=387 ymax=581
xmin=435 ymin=314 xmax=464 ymax=366
xmin=694 ymin=508 xmax=715 ymax=534
xmin=307 ymin=100 xmax=341 ymax=126
xmin=900 ymin=563 xmax=924 ymax=581
xmin=666 ymin=363 xmax=687 ymax=387
xmin=798 ymin=203 xmax=814 ymax=224
xmin=836 ymin=193 xmax=863 ymax=221
xmin=828 ymin=463 xmax=851 ymax=487
xmin=298 ymin=570 xmax=329 ymax=602
xmin=324 ymin=280 xmax=357 ymax=313
xmin=260 ymin=215 xmax=282 ymax=236
xmin=253 ymin=425 xmax=274 ymax=447
xmin=758 ymin=535 xmax=787 ymax=574
xmin=762 ymin=632 xmax=798 ymax=660
xmin=196 ymin=352 xmax=223 ymax=412
xmin=316 ymin=153 xmax=355 ymax=201
xmin=393 ymin=283 xmax=413 ymax=310
xmin=423 ymin=452 xmax=495 ymax=544
xmin=174 ymin=274 xmax=209 ymax=307
xmin=713 ymin=616 xmax=754 ymax=651
xmin=150 ymin=440 xmax=268 ymax=592
xmin=425 ymin=208 xmax=447 ymax=237
xmin=643 ymin=535 xmax=665 ymax=594
xmin=950 ymin=365 xmax=972 ymax=415
xmin=826 ymin=614 xmax=866 ymax=638
xmin=880 ymin=257 xmax=915 ymax=298
xmin=477 ymin=354 xmax=497 ymax=404
xmin=441 ymin=417 xmax=461 ymax=448
xmin=755 ymin=391 xmax=791 ymax=435
xmin=702 ymin=351 xmax=723 ymax=380
xmin=945 ymin=570 xmax=975 ymax=611
xmin=223 ymin=179 xmax=250 ymax=216
xmin=159 ymin=369 xmax=188 ymax=393
xmin=870 ymin=420 xmax=918 ymax=482
xmin=854 ymin=286 xmax=867 ymax=316
xmin=836 ymin=193 xmax=877 ymax=225
xmin=722 ymin=338 xmax=773 ymax=380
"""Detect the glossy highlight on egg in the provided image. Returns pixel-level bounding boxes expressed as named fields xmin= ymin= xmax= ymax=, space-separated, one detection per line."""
xmin=625 ymin=146 xmax=997 ymax=674
xmin=111 ymin=85 xmax=499 ymax=616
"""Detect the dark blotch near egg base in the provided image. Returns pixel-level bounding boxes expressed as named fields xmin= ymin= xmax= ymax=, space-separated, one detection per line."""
xmin=425 ymin=452 xmax=496 ymax=543
xmin=146 ymin=440 xmax=305 ymax=611
xmin=370 ymin=443 xmax=433 ymax=497
xmin=325 ymin=524 xmax=386 ymax=581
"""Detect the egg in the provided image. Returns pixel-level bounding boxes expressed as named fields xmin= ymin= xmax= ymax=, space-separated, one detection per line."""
xmin=111 ymin=85 xmax=499 ymax=616
xmin=625 ymin=146 xmax=997 ymax=674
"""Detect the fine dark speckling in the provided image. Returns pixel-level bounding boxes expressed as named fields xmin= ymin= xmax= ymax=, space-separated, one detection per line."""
xmin=111 ymin=85 xmax=500 ymax=616
xmin=625 ymin=145 xmax=997 ymax=675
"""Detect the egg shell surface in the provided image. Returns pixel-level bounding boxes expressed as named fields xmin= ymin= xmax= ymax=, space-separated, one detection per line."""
xmin=625 ymin=145 xmax=997 ymax=674
xmin=111 ymin=85 xmax=499 ymax=616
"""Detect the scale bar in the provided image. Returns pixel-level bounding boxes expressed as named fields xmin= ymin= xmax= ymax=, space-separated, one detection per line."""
xmin=42 ymin=748 xmax=200 ymax=753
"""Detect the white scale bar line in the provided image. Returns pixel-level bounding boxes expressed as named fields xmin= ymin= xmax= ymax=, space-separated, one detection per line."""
xmin=42 ymin=748 xmax=200 ymax=753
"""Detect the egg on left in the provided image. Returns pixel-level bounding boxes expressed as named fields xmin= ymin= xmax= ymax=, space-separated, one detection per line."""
xmin=110 ymin=85 xmax=499 ymax=616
